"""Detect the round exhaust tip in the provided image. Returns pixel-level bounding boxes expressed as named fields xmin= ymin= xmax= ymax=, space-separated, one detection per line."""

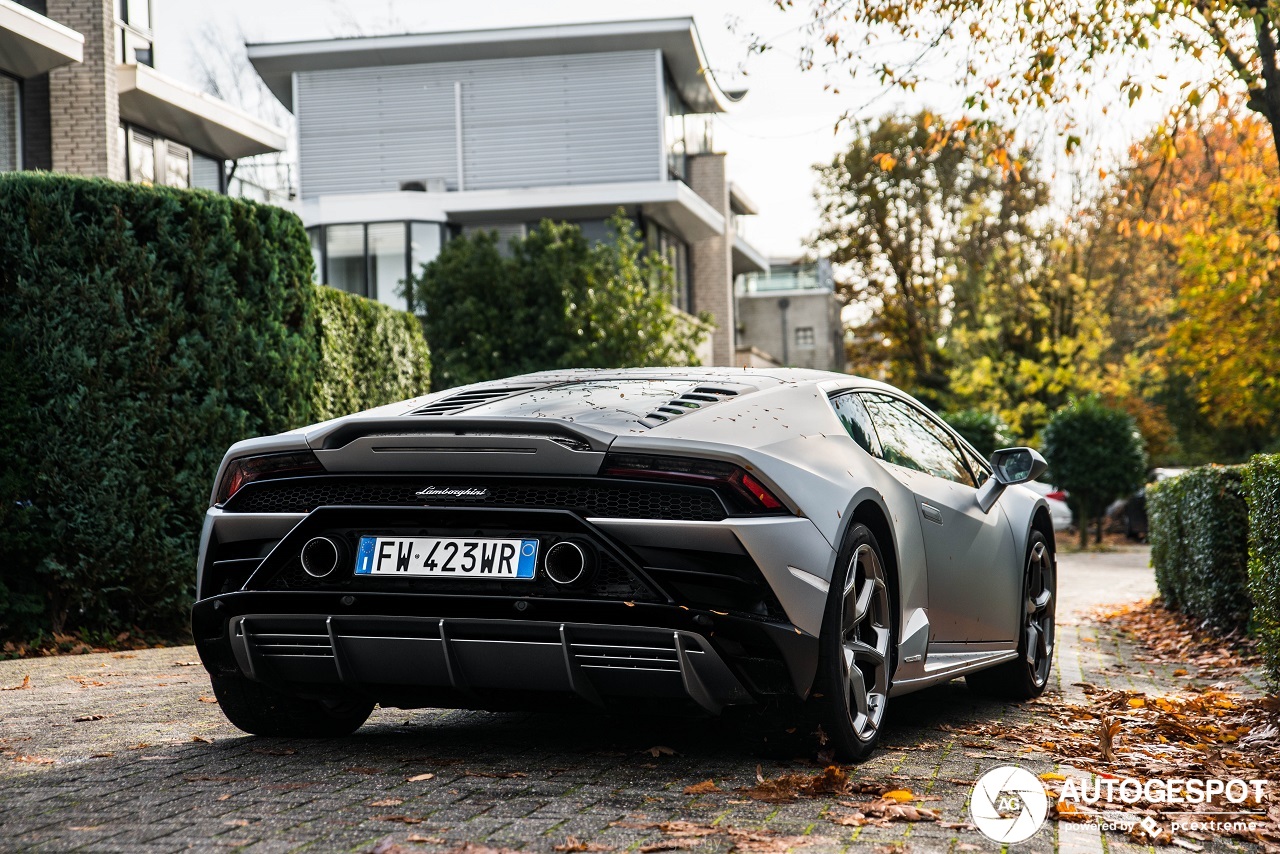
xmin=300 ymin=536 xmax=340 ymax=578
xmin=544 ymin=541 xmax=592 ymax=586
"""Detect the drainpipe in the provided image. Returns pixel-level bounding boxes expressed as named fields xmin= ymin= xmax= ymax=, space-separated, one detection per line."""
xmin=778 ymin=297 xmax=790 ymax=365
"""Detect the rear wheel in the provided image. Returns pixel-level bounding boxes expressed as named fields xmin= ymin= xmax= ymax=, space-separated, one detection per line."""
xmin=814 ymin=523 xmax=895 ymax=761
xmin=210 ymin=672 xmax=374 ymax=737
xmin=966 ymin=530 xmax=1055 ymax=699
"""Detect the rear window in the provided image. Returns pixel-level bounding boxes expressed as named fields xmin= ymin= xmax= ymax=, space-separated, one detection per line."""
xmin=462 ymin=380 xmax=710 ymax=430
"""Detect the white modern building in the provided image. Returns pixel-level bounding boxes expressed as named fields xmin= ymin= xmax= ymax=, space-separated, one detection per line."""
xmin=0 ymin=0 xmax=285 ymax=191
xmin=247 ymin=18 xmax=769 ymax=366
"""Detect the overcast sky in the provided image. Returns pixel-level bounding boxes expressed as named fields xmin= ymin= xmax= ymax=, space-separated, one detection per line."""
xmin=152 ymin=0 xmax=1187 ymax=258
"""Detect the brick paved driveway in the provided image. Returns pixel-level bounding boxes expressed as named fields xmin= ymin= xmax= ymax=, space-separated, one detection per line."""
xmin=1 ymin=546 xmax=1246 ymax=853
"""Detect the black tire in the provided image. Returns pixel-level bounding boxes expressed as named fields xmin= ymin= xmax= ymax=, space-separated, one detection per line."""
xmin=813 ymin=523 xmax=896 ymax=762
xmin=210 ymin=672 xmax=374 ymax=737
xmin=965 ymin=530 xmax=1056 ymax=700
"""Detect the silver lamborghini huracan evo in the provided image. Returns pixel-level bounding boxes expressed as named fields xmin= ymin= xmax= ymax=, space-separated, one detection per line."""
xmin=192 ymin=368 xmax=1056 ymax=760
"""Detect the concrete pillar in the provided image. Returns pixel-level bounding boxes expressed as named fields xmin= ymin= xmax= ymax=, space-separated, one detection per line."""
xmin=686 ymin=153 xmax=735 ymax=367
xmin=47 ymin=0 xmax=123 ymax=179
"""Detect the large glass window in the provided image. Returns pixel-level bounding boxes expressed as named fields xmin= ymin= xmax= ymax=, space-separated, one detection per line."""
xmin=0 ymin=75 xmax=18 ymax=172
xmin=861 ymin=393 xmax=976 ymax=486
xmin=368 ymin=223 xmax=408 ymax=310
xmin=128 ymin=129 xmax=156 ymax=183
xmin=192 ymin=152 xmax=222 ymax=192
xmin=325 ymin=225 xmax=367 ymax=297
xmin=312 ymin=222 xmax=446 ymax=309
xmin=164 ymin=142 xmax=191 ymax=189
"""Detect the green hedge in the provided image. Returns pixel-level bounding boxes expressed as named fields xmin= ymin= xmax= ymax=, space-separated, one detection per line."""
xmin=1244 ymin=455 xmax=1280 ymax=684
xmin=1148 ymin=466 xmax=1250 ymax=631
xmin=312 ymin=285 xmax=430 ymax=422
xmin=0 ymin=173 xmax=427 ymax=642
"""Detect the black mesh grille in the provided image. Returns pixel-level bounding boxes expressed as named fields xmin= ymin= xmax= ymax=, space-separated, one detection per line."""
xmin=225 ymin=477 xmax=727 ymax=521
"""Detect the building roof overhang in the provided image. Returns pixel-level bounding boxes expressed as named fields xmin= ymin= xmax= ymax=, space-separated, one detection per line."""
xmin=732 ymin=233 xmax=769 ymax=276
xmin=0 ymin=0 xmax=83 ymax=78
xmin=248 ymin=17 xmax=743 ymax=114
xmin=296 ymin=180 xmax=727 ymax=242
xmin=728 ymin=182 xmax=759 ymax=216
xmin=117 ymin=63 xmax=288 ymax=160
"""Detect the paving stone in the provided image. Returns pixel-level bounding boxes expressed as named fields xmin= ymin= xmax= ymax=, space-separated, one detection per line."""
xmin=0 ymin=546 xmax=1263 ymax=853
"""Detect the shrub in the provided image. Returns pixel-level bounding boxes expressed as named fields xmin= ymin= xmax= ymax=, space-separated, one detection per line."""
xmin=1244 ymin=455 xmax=1280 ymax=685
xmin=408 ymin=212 xmax=707 ymax=390
xmin=0 ymin=173 xmax=428 ymax=642
xmin=940 ymin=409 xmax=1012 ymax=458
xmin=1147 ymin=466 xmax=1251 ymax=632
xmin=312 ymin=285 xmax=430 ymax=422
xmin=1040 ymin=395 xmax=1147 ymax=546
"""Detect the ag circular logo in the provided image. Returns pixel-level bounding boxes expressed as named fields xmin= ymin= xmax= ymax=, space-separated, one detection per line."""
xmin=970 ymin=766 xmax=1049 ymax=844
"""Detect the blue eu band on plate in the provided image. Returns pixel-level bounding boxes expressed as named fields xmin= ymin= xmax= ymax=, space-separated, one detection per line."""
xmin=355 ymin=536 xmax=538 ymax=579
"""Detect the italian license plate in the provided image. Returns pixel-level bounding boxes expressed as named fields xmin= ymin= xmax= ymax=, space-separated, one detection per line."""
xmin=354 ymin=536 xmax=538 ymax=579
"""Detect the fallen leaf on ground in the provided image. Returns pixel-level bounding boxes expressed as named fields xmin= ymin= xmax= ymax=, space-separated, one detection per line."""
xmin=646 ymin=745 xmax=676 ymax=757
xmin=406 ymin=773 xmax=435 ymax=782
xmin=374 ymin=815 xmax=424 ymax=824
xmin=128 ymin=743 xmax=150 ymax=751
xmin=406 ymin=836 xmax=447 ymax=845
xmin=191 ymin=735 xmax=213 ymax=744
xmin=2 ymin=675 xmax=31 ymax=690
xmin=683 ymin=779 xmax=721 ymax=795
xmin=830 ymin=797 xmax=942 ymax=826
xmin=73 ymin=714 xmax=105 ymax=722
xmin=90 ymin=752 xmax=113 ymax=758
xmin=443 ymin=843 xmax=520 ymax=854
xmin=173 ymin=661 xmax=200 ymax=666
xmin=197 ymin=696 xmax=218 ymax=703
xmin=882 ymin=789 xmax=913 ymax=802
xmin=369 ymin=799 xmax=403 ymax=807
xmin=13 ymin=755 xmax=55 ymax=765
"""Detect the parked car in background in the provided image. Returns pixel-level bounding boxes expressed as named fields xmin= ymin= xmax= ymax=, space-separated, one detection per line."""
xmin=1111 ymin=467 xmax=1189 ymax=540
xmin=192 ymin=368 xmax=1057 ymax=761
xmin=1024 ymin=480 xmax=1073 ymax=532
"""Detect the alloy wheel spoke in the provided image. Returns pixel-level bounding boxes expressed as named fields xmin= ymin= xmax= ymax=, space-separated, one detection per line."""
xmin=846 ymin=638 xmax=886 ymax=668
xmin=847 ymin=662 xmax=870 ymax=719
xmin=1025 ymin=623 xmax=1041 ymax=667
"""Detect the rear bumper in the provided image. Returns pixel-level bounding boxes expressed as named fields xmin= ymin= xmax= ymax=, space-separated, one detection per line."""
xmin=192 ymin=592 xmax=818 ymax=713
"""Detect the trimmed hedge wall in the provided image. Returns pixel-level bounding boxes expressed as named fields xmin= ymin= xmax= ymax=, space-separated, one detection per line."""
xmin=1244 ymin=455 xmax=1280 ymax=684
xmin=0 ymin=173 xmax=428 ymax=641
xmin=312 ymin=285 xmax=430 ymax=422
xmin=1148 ymin=466 xmax=1250 ymax=631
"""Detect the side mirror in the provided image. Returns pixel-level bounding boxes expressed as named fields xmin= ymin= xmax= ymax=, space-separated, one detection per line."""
xmin=990 ymin=447 xmax=1048 ymax=486
xmin=976 ymin=447 xmax=1048 ymax=513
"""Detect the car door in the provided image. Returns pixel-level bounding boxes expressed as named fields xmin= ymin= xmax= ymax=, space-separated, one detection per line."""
xmin=857 ymin=393 xmax=1020 ymax=643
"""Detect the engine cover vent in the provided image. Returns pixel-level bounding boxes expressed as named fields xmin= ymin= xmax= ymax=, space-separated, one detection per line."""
xmin=411 ymin=385 xmax=543 ymax=416
xmin=644 ymin=386 xmax=741 ymax=424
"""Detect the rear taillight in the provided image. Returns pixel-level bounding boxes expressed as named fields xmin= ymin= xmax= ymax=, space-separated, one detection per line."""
xmin=1045 ymin=490 xmax=1067 ymax=501
xmin=601 ymin=453 xmax=786 ymax=514
xmin=215 ymin=451 xmax=324 ymax=505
